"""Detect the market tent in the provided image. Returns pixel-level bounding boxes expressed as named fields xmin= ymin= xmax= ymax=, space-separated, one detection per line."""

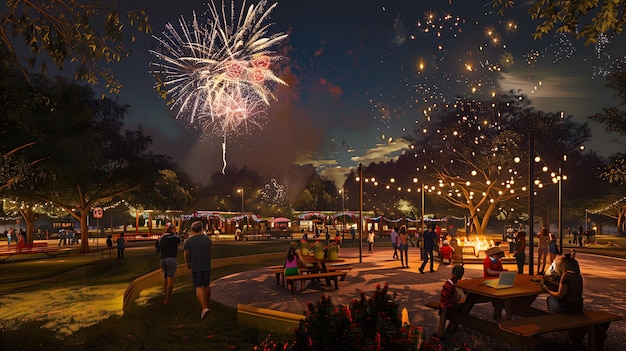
xmin=272 ymin=217 xmax=292 ymax=223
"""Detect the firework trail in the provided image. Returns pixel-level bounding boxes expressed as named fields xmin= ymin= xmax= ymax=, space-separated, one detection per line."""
xmin=149 ymin=0 xmax=287 ymax=172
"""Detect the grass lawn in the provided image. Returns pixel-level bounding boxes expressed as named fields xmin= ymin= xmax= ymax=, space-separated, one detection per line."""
xmin=0 ymin=240 xmax=296 ymax=351
xmin=0 ymin=234 xmax=623 ymax=350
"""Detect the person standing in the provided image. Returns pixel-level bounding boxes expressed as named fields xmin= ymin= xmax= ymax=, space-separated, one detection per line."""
xmin=398 ymin=225 xmax=409 ymax=268
xmin=367 ymin=229 xmax=375 ymax=253
xmin=116 ymin=233 xmax=126 ymax=259
xmin=106 ymin=235 xmax=113 ymax=250
xmin=419 ymin=224 xmax=437 ymax=274
xmin=6 ymin=228 xmax=12 ymax=245
xmin=157 ymin=223 xmax=181 ymax=305
xmin=390 ymin=227 xmax=399 ymax=259
xmin=512 ymin=231 xmax=526 ymax=274
xmin=577 ymin=224 xmax=584 ymax=245
xmin=548 ymin=232 xmax=560 ymax=264
xmin=184 ymin=221 xmax=213 ymax=319
xmin=536 ymin=227 xmax=550 ymax=275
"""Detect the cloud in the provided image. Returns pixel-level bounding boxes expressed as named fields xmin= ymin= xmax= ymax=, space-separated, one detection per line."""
xmin=351 ymin=137 xmax=412 ymax=164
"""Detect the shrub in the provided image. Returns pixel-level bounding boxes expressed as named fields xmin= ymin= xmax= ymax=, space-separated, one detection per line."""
xmin=256 ymin=284 xmax=423 ymax=351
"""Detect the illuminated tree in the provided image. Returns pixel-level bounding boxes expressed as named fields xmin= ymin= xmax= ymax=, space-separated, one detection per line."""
xmin=0 ymin=68 xmax=172 ymax=251
xmin=1 ymin=0 xmax=150 ymax=94
xmin=398 ymin=91 xmax=590 ymax=234
xmin=591 ymin=65 xmax=626 ymax=185
xmin=492 ymin=0 xmax=626 ymax=45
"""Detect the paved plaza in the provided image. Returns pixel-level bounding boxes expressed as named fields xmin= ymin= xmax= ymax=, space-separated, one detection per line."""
xmin=212 ymin=245 xmax=626 ymax=350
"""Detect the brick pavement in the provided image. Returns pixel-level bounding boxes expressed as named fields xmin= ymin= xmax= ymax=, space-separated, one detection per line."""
xmin=212 ymin=246 xmax=626 ymax=350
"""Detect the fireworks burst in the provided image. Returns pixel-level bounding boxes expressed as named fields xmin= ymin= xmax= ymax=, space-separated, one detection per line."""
xmin=149 ymin=0 xmax=287 ymax=172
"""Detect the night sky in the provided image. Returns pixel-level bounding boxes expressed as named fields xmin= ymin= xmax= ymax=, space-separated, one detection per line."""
xmin=109 ymin=0 xmax=625 ymax=187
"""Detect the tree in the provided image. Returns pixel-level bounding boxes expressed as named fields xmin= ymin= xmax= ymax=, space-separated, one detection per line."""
xmin=196 ymin=166 xmax=264 ymax=212
xmin=0 ymin=68 xmax=172 ymax=252
xmin=395 ymin=92 xmax=590 ymax=234
xmin=293 ymin=172 xmax=339 ymax=211
xmin=493 ymin=0 xmax=626 ymax=45
xmin=1 ymin=0 xmax=150 ymax=94
xmin=591 ymin=65 xmax=626 ymax=185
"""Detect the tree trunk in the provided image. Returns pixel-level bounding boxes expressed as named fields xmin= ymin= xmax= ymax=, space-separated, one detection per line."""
xmin=18 ymin=207 xmax=36 ymax=244
xmin=66 ymin=208 xmax=91 ymax=253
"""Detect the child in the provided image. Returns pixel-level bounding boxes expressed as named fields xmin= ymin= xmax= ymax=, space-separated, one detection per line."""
xmin=435 ymin=265 xmax=465 ymax=338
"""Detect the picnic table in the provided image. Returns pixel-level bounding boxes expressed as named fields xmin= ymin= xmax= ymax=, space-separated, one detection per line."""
xmin=0 ymin=242 xmax=72 ymax=263
xmin=445 ymin=274 xmax=622 ymax=350
xmin=282 ymin=256 xmax=350 ymax=294
xmin=438 ymin=274 xmax=546 ymax=348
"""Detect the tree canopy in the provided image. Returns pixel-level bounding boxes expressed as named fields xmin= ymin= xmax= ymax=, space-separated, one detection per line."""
xmin=0 ymin=67 xmax=173 ymax=251
xmin=1 ymin=0 xmax=150 ymax=94
xmin=493 ymin=0 xmax=626 ymax=45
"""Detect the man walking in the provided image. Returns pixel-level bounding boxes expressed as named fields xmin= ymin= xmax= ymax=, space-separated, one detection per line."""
xmin=419 ymin=224 xmax=438 ymax=274
xmin=184 ymin=221 xmax=213 ymax=319
xmin=157 ymin=223 xmax=181 ymax=305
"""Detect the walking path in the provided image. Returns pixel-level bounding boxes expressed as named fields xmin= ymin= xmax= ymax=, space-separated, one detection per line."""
xmin=212 ymin=246 xmax=626 ymax=350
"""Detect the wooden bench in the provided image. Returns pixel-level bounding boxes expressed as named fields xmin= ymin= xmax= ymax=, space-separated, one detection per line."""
xmin=499 ymin=310 xmax=622 ymax=351
xmin=243 ymin=233 xmax=271 ymax=241
xmin=284 ymin=271 xmax=348 ymax=294
xmin=0 ymin=244 xmax=72 ymax=263
xmin=270 ymin=266 xmax=319 ymax=286
xmin=271 ymin=265 xmax=353 ymax=286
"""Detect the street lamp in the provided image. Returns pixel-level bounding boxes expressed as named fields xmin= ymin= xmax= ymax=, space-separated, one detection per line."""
xmin=552 ymin=156 xmax=567 ymax=253
xmin=237 ymin=188 xmax=244 ymax=213
xmin=237 ymin=188 xmax=245 ymax=230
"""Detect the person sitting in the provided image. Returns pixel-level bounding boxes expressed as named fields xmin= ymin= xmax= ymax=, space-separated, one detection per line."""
xmin=284 ymin=242 xmax=308 ymax=277
xmin=543 ymin=249 xmax=576 ymax=292
xmin=435 ymin=265 xmax=465 ymax=338
xmin=483 ymin=246 xmax=507 ymax=277
xmin=483 ymin=246 xmax=508 ymax=320
xmin=439 ymin=240 xmax=454 ymax=265
xmin=540 ymin=256 xmax=583 ymax=313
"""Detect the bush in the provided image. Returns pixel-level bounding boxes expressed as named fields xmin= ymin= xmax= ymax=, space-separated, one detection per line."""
xmin=256 ymin=284 xmax=423 ymax=351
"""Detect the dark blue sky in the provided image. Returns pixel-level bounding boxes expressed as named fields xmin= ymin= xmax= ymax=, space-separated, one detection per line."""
xmin=111 ymin=0 xmax=625 ymax=186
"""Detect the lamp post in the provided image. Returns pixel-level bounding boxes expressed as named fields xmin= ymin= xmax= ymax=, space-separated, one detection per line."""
xmin=557 ymin=158 xmax=567 ymax=253
xmin=358 ymin=163 xmax=363 ymax=263
xmin=238 ymin=188 xmax=244 ymax=230
xmin=528 ymin=122 xmax=535 ymax=276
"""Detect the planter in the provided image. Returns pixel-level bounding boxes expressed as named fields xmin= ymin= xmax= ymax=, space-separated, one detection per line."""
xmin=301 ymin=248 xmax=309 ymax=256
xmin=314 ymin=250 xmax=325 ymax=260
xmin=328 ymin=251 xmax=339 ymax=261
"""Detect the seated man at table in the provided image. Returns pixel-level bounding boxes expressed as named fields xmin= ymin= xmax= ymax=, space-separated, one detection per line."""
xmin=483 ymin=246 xmax=508 ymax=320
xmin=435 ymin=265 xmax=465 ymax=338
xmin=483 ymin=246 xmax=508 ymax=277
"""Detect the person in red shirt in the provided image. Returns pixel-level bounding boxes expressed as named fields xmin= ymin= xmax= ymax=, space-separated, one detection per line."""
xmin=483 ymin=246 xmax=508 ymax=320
xmin=435 ymin=265 xmax=465 ymax=338
xmin=439 ymin=240 xmax=454 ymax=264
xmin=483 ymin=246 xmax=507 ymax=277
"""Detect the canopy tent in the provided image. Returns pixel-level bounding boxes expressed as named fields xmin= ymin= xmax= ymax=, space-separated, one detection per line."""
xmin=272 ymin=217 xmax=292 ymax=223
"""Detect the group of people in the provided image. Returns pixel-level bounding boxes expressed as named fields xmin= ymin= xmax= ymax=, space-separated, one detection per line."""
xmin=434 ymin=228 xmax=584 ymax=339
xmin=153 ymin=221 xmax=213 ymax=319
xmin=4 ymin=227 xmax=26 ymax=245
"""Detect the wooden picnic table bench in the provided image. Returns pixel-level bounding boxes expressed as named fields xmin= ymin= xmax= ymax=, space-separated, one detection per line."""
xmin=498 ymin=310 xmax=622 ymax=351
xmin=243 ymin=233 xmax=271 ymax=241
xmin=0 ymin=243 xmax=72 ymax=263
xmin=284 ymin=271 xmax=349 ymax=294
xmin=271 ymin=265 xmax=353 ymax=287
